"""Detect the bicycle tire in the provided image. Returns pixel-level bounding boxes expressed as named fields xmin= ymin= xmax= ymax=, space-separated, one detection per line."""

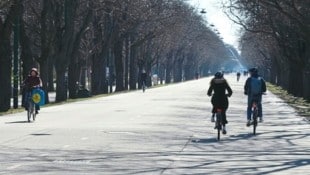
xmin=27 ymin=101 xmax=33 ymax=122
xmin=33 ymin=105 xmax=36 ymax=121
xmin=253 ymin=108 xmax=258 ymax=135
xmin=27 ymin=110 xmax=31 ymax=122
xmin=216 ymin=112 xmax=221 ymax=141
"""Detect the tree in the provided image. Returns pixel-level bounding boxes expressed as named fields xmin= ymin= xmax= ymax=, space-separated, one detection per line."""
xmin=225 ymin=0 xmax=310 ymax=100
xmin=0 ymin=0 xmax=20 ymax=112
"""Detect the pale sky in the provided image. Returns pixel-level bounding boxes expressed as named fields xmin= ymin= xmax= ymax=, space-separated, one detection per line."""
xmin=187 ymin=0 xmax=241 ymax=48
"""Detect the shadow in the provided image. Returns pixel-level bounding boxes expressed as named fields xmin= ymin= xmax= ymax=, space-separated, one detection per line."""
xmin=30 ymin=133 xmax=52 ymax=136
xmin=5 ymin=121 xmax=30 ymax=124
xmin=192 ymin=132 xmax=262 ymax=145
xmin=229 ymin=133 xmax=261 ymax=139
xmin=191 ymin=138 xmax=218 ymax=143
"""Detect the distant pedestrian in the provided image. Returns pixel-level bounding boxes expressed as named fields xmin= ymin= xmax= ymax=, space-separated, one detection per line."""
xmin=237 ymin=72 xmax=241 ymax=81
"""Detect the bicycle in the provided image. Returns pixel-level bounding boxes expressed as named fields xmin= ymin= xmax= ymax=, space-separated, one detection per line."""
xmin=215 ymin=108 xmax=224 ymax=141
xmin=26 ymin=91 xmax=36 ymax=122
xmin=251 ymin=100 xmax=258 ymax=135
xmin=248 ymin=95 xmax=261 ymax=135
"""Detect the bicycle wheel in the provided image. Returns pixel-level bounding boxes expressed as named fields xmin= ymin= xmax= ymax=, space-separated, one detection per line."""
xmin=27 ymin=102 xmax=33 ymax=122
xmin=216 ymin=113 xmax=221 ymax=140
xmin=253 ymin=108 xmax=258 ymax=135
xmin=27 ymin=110 xmax=31 ymax=122
xmin=32 ymin=104 xmax=36 ymax=121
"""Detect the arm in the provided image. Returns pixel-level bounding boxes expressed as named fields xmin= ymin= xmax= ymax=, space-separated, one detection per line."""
xmin=207 ymin=80 xmax=214 ymax=96
xmin=244 ymin=78 xmax=250 ymax=95
xmin=39 ymin=77 xmax=43 ymax=87
xmin=22 ymin=77 xmax=29 ymax=90
xmin=226 ymin=81 xmax=233 ymax=97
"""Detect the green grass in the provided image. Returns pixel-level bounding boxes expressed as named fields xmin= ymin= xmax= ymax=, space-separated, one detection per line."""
xmin=267 ymin=82 xmax=310 ymax=120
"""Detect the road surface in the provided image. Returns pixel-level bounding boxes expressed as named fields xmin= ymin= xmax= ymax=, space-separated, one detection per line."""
xmin=0 ymin=75 xmax=309 ymax=174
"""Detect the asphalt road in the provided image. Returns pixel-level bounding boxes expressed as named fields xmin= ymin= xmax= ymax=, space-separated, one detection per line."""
xmin=0 ymin=75 xmax=309 ymax=175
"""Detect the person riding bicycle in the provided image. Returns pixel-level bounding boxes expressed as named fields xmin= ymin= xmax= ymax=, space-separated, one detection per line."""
xmin=244 ymin=67 xmax=266 ymax=126
xmin=207 ymin=72 xmax=233 ymax=134
xmin=23 ymin=68 xmax=43 ymax=114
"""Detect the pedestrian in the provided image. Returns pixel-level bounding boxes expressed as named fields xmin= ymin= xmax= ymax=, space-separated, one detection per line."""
xmin=141 ymin=69 xmax=147 ymax=87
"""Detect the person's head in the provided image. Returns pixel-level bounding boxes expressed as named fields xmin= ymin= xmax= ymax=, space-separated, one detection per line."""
xmin=249 ymin=67 xmax=258 ymax=77
xmin=30 ymin=68 xmax=39 ymax=77
xmin=214 ymin=72 xmax=223 ymax=79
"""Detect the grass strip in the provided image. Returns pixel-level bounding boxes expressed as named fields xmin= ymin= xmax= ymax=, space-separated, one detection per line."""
xmin=267 ymin=82 xmax=310 ymax=121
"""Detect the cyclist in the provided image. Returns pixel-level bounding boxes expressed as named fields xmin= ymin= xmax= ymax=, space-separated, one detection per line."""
xmin=207 ymin=72 xmax=233 ymax=134
xmin=244 ymin=68 xmax=266 ymax=126
xmin=23 ymin=68 xmax=43 ymax=114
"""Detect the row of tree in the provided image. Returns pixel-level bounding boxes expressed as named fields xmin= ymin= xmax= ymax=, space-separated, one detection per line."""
xmin=0 ymin=0 xmax=231 ymax=112
xmin=225 ymin=0 xmax=310 ymax=101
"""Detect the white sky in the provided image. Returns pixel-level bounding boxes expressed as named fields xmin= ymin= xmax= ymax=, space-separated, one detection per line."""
xmin=187 ymin=0 xmax=241 ymax=48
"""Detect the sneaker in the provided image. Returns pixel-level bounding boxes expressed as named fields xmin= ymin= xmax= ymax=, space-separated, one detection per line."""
xmin=246 ymin=120 xmax=251 ymax=127
xmin=259 ymin=117 xmax=263 ymax=123
xmin=35 ymin=110 xmax=39 ymax=114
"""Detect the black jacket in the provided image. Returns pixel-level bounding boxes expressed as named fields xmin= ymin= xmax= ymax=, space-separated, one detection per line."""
xmin=207 ymin=78 xmax=233 ymax=110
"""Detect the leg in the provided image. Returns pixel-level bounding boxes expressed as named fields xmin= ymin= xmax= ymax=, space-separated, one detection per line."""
xmin=35 ymin=104 xmax=40 ymax=114
xmin=258 ymin=95 xmax=263 ymax=121
xmin=222 ymin=111 xmax=227 ymax=125
xmin=222 ymin=111 xmax=227 ymax=134
xmin=247 ymin=96 xmax=252 ymax=120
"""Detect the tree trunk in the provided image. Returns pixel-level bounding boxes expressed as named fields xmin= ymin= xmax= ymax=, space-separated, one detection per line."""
xmin=0 ymin=35 xmax=12 ymax=112
xmin=173 ymin=58 xmax=183 ymax=82
xmin=0 ymin=1 xmax=19 ymax=111
xmin=124 ymin=37 xmax=130 ymax=90
xmin=114 ymin=38 xmax=124 ymax=92
xmin=165 ymin=56 xmax=173 ymax=84
xmin=91 ymin=52 xmax=105 ymax=95
xmin=20 ymin=16 xmax=36 ymax=80
xmin=184 ymin=63 xmax=192 ymax=81
xmin=47 ymin=57 xmax=55 ymax=92
xmin=68 ymin=60 xmax=79 ymax=98
xmin=55 ymin=65 xmax=68 ymax=102
xmin=129 ymin=37 xmax=138 ymax=90
xmin=39 ymin=60 xmax=50 ymax=104
xmin=288 ymin=62 xmax=303 ymax=97
xmin=303 ymin=70 xmax=310 ymax=101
